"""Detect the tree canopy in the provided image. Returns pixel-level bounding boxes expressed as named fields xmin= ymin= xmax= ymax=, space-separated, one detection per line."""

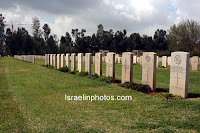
xmin=168 ymin=19 xmax=200 ymax=56
xmin=2 ymin=16 xmax=200 ymax=56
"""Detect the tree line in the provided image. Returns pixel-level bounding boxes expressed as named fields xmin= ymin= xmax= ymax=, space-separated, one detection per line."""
xmin=0 ymin=15 xmax=200 ymax=56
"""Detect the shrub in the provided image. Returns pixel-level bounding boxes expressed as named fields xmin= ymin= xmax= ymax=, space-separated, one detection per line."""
xmin=87 ymin=73 xmax=99 ymax=80
xmin=77 ymin=71 xmax=88 ymax=77
xmin=121 ymin=82 xmax=152 ymax=93
xmin=48 ymin=65 xmax=54 ymax=69
xmin=46 ymin=65 xmax=54 ymax=69
xmin=58 ymin=66 xmax=69 ymax=72
xmin=154 ymin=93 xmax=183 ymax=100
xmin=68 ymin=70 xmax=77 ymax=75
xmin=120 ymin=82 xmax=133 ymax=88
xmin=97 ymin=76 xmax=115 ymax=83
xmin=131 ymin=84 xmax=152 ymax=93
xmin=91 ymin=73 xmax=99 ymax=79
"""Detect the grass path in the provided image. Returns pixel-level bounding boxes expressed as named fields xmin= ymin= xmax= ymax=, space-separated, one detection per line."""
xmin=0 ymin=57 xmax=199 ymax=132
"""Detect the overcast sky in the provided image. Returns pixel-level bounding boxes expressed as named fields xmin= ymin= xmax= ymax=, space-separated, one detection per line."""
xmin=1 ymin=0 xmax=200 ymax=39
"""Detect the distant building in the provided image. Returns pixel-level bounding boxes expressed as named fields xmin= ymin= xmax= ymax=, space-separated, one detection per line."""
xmin=115 ymin=54 xmax=120 ymax=58
xmin=132 ymin=50 xmax=144 ymax=56
xmin=99 ymin=49 xmax=109 ymax=56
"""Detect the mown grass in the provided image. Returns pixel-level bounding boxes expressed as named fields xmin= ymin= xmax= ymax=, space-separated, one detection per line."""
xmin=1 ymin=57 xmax=199 ymax=132
xmin=35 ymin=58 xmax=200 ymax=96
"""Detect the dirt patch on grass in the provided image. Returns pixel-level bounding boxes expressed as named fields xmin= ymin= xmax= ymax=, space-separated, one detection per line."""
xmin=110 ymin=83 xmax=120 ymax=86
xmin=0 ymin=68 xmax=5 ymax=74
xmin=148 ymin=91 xmax=162 ymax=96
xmin=111 ymin=82 xmax=165 ymax=96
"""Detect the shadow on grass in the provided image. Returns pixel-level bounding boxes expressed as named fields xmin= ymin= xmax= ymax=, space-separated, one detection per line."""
xmin=156 ymin=88 xmax=169 ymax=92
xmin=42 ymin=65 xmax=200 ymax=99
xmin=188 ymin=93 xmax=200 ymax=98
xmin=114 ymin=79 xmax=121 ymax=83
xmin=156 ymin=88 xmax=200 ymax=98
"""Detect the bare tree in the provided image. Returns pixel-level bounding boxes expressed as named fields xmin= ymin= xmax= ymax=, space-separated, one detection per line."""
xmin=32 ymin=17 xmax=42 ymax=38
xmin=42 ymin=23 xmax=51 ymax=41
xmin=0 ymin=14 xmax=5 ymax=56
xmin=168 ymin=19 xmax=200 ymax=55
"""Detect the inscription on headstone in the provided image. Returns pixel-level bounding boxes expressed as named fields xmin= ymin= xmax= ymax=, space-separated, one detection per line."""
xmin=61 ymin=54 xmax=65 ymax=67
xmin=121 ymin=52 xmax=133 ymax=83
xmin=106 ymin=53 xmax=115 ymax=79
xmin=65 ymin=54 xmax=70 ymax=68
xmin=142 ymin=52 xmax=157 ymax=91
xmin=95 ymin=53 xmax=102 ymax=76
xmin=71 ymin=53 xmax=76 ymax=71
xmin=169 ymin=52 xmax=189 ymax=99
xmin=191 ymin=56 xmax=199 ymax=71
xmin=78 ymin=53 xmax=83 ymax=72
xmin=85 ymin=53 xmax=91 ymax=75
xmin=57 ymin=54 xmax=61 ymax=69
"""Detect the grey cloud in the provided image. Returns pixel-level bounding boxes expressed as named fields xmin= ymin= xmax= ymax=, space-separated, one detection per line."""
xmin=2 ymin=0 xmax=199 ymax=38
xmin=0 ymin=0 xmax=102 ymax=15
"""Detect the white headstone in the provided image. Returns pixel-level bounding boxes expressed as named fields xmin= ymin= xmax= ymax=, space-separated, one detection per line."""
xmin=169 ymin=52 xmax=189 ymax=99
xmin=47 ymin=54 xmax=50 ymax=65
xmin=117 ymin=57 xmax=121 ymax=64
xmin=162 ymin=56 xmax=167 ymax=68
xmin=61 ymin=54 xmax=65 ymax=67
xmin=93 ymin=56 xmax=95 ymax=64
xmin=191 ymin=56 xmax=199 ymax=71
xmin=121 ymin=52 xmax=133 ymax=83
xmin=139 ymin=56 xmax=143 ymax=65
xmin=45 ymin=54 xmax=47 ymax=65
xmin=142 ymin=52 xmax=157 ymax=91
xmin=137 ymin=56 xmax=139 ymax=63
xmin=115 ymin=56 xmax=117 ymax=63
xmin=50 ymin=54 xmax=53 ymax=66
xmin=133 ymin=56 xmax=137 ymax=64
xmin=102 ymin=56 xmax=105 ymax=63
xmin=65 ymin=54 xmax=70 ymax=68
xmin=53 ymin=54 xmax=57 ymax=69
xmin=57 ymin=54 xmax=61 ymax=69
xmin=156 ymin=56 xmax=159 ymax=68
xmin=78 ymin=53 xmax=83 ymax=72
xmin=95 ymin=53 xmax=102 ymax=76
xmin=106 ymin=53 xmax=115 ymax=79
xmin=30 ymin=55 xmax=33 ymax=63
xmin=159 ymin=57 xmax=162 ymax=63
xmin=85 ymin=53 xmax=91 ymax=75
xmin=83 ymin=56 xmax=85 ymax=63
xmin=168 ymin=57 xmax=171 ymax=66
xmin=71 ymin=53 xmax=76 ymax=71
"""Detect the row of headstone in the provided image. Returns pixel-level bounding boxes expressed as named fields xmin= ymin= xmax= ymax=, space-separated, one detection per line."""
xmin=143 ymin=52 xmax=190 ymax=98
xmin=46 ymin=53 xmax=198 ymax=73
xmin=45 ymin=53 xmax=101 ymax=75
xmin=142 ymin=52 xmax=191 ymax=98
xmin=46 ymin=54 xmax=98 ymax=65
xmin=106 ymin=55 xmax=143 ymax=65
xmin=45 ymin=52 xmax=195 ymax=99
xmin=34 ymin=55 xmax=45 ymax=60
xmin=14 ymin=55 xmax=35 ymax=63
xmin=155 ymin=55 xmax=199 ymax=71
xmin=102 ymin=52 xmax=189 ymax=98
xmin=69 ymin=54 xmax=199 ymax=70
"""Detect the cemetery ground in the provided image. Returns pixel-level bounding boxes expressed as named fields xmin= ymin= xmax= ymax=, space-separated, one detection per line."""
xmin=0 ymin=57 xmax=200 ymax=132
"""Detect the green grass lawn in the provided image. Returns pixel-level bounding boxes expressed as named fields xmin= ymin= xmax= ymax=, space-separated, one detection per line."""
xmin=1 ymin=57 xmax=199 ymax=132
xmin=35 ymin=58 xmax=200 ymax=96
